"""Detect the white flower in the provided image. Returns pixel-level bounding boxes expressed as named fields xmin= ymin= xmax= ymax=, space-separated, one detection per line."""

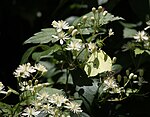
xmin=0 ymin=82 xmax=7 ymax=94
xmin=42 ymin=104 xmax=54 ymax=114
xmin=103 ymin=77 xmax=118 ymax=92
xmin=88 ymin=42 xmax=97 ymax=52
xmin=13 ymin=63 xmax=36 ymax=78
xmin=52 ymin=20 xmax=69 ymax=32
xmin=133 ymin=77 xmax=148 ymax=86
xmin=31 ymin=100 xmax=42 ymax=110
xmin=22 ymin=107 xmax=40 ymax=117
xmin=37 ymin=92 xmax=50 ymax=101
xmin=108 ymin=28 xmax=114 ymax=37
xmin=133 ymin=31 xmax=149 ymax=42
xmin=49 ymin=93 xmax=68 ymax=107
xmin=52 ymin=31 xmax=70 ymax=45
xmin=19 ymin=81 xmax=33 ymax=91
xmin=66 ymin=39 xmax=82 ymax=51
xmin=34 ymin=63 xmax=47 ymax=75
xmin=64 ymin=101 xmax=82 ymax=114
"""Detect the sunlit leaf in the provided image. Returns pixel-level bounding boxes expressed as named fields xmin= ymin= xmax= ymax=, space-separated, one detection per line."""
xmin=134 ymin=48 xmax=144 ymax=56
xmin=24 ymin=28 xmax=56 ymax=44
xmin=84 ymin=50 xmax=112 ymax=77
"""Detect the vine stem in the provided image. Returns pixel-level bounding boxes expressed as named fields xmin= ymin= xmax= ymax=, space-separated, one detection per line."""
xmin=65 ymin=69 xmax=69 ymax=97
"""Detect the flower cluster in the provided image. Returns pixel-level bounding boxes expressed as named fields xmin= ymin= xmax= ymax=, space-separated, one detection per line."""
xmin=1 ymin=5 xmax=149 ymax=117
xmin=13 ymin=63 xmax=48 ymax=93
xmin=12 ymin=62 xmax=83 ymax=116
xmin=13 ymin=63 xmax=47 ymax=78
xmin=21 ymin=93 xmax=82 ymax=117
xmin=122 ymin=24 xmax=150 ymax=52
xmin=101 ymin=68 xmax=148 ymax=101
xmin=103 ymin=77 xmax=121 ymax=94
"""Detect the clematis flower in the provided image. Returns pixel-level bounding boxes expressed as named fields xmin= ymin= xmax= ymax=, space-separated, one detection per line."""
xmin=66 ymin=39 xmax=82 ymax=51
xmin=22 ymin=107 xmax=40 ymax=117
xmin=64 ymin=101 xmax=82 ymax=114
xmin=49 ymin=93 xmax=68 ymax=107
xmin=52 ymin=20 xmax=70 ymax=32
xmin=88 ymin=42 xmax=97 ymax=52
xmin=13 ymin=63 xmax=36 ymax=78
xmin=34 ymin=63 xmax=47 ymax=75
xmin=133 ymin=30 xmax=149 ymax=42
xmin=52 ymin=31 xmax=70 ymax=45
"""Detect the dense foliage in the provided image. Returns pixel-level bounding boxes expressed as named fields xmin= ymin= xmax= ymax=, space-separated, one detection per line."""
xmin=0 ymin=0 xmax=150 ymax=117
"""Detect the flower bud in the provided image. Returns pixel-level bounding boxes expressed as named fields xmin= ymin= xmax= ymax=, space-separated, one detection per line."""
xmin=6 ymin=89 xmax=12 ymax=95
xmin=90 ymin=16 xmax=95 ymax=23
xmin=34 ymin=79 xmax=38 ymax=85
xmin=92 ymin=7 xmax=96 ymax=14
xmin=71 ymin=29 xmax=78 ymax=37
xmin=28 ymin=80 xmax=32 ymax=86
xmin=77 ymin=23 xmax=81 ymax=27
xmin=112 ymin=57 xmax=117 ymax=64
xmin=133 ymin=75 xmax=137 ymax=79
xmin=98 ymin=6 xmax=103 ymax=13
xmin=82 ymin=15 xmax=88 ymax=23
xmin=126 ymin=69 xmax=130 ymax=76
xmin=68 ymin=26 xmax=74 ymax=33
xmin=103 ymin=10 xmax=108 ymax=16
xmin=139 ymin=69 xmax=144 ymax=77
xmin=43 ymin=83 xmax=50 ymax=86
xmin=129 ymin=73 xmax=134 ymax=79
xmin=117 ymin=74 xmax=122 ymax=82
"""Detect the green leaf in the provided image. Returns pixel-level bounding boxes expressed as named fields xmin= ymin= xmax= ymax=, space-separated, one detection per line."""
xmin=120 ymin=21 xmax=142 ymax=28
xmin=7 ymin=86 xmax=19 ymax=95
xmin=145 ymin=50 xmax=150 ymax=55
xmin=73 ymin=11 xmax=124 ymax=27
xmin=39 ymin=87 xmax=63 ymax=96
xmin=98 ymin=0 xmax=108 ymax=5
xmin=84 ymin=50 xmax=112 ymax=77
xmin=32 ymin=44 xmax=61 ymax=62
xmin=20 ymin=45 xmax=50 ymax=64
xmin=134 ymin=48 xmax=144 ymax=56
xmin=76 ymin=80 xmax=98 ymax=106
xmin=112 ymin=64 xmax=123 ymax=74
xmin=123 ymin=28 xmax=137 ymax=38
xmin=24 ymin=28 xmax=56 ymax=44
xmin=100 ymin=12 xmax=124 ymax=25
xmin=70 ymin=112 xmax=91 ymax=117
xmin=80 ymin=28 xmax=93 ymax=35
xmin=0 ymin=102 xmax=12 ymax=115
xmin=57 ymin=70 xmax=73 ymax=84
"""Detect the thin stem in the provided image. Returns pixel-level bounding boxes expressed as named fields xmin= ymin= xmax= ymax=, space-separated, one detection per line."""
xmin=65 ymin=69 xmax=69 ymax=97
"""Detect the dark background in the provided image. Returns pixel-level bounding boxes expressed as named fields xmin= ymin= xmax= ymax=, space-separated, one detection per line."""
xmin=0 ymin=0 xmax=150 ymax=116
